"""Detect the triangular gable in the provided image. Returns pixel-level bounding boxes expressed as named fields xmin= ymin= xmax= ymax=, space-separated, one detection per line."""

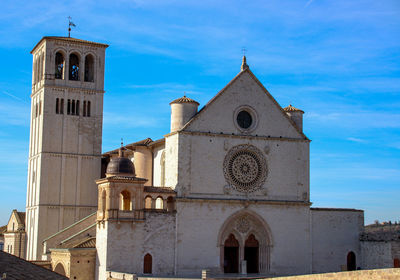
xmin=182 ymin=68 xmax=308 ymax=139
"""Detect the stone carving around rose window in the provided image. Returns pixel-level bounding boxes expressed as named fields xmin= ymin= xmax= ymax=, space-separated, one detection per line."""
xmin=223 ymin=144 xmax=267 ymax=193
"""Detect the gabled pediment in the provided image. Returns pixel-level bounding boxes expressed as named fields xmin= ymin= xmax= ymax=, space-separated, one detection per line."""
xmin=182 ymin=68 xmax=307 ymax=139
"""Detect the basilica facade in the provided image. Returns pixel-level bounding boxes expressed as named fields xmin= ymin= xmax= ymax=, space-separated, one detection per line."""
xmin=22 ymin=36 xmax=364 ymax=279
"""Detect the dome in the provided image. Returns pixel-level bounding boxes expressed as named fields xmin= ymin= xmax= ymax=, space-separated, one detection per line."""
xmin=283 ymin=104 xmax=304 ymax=113
xmin=169 ymin=95 xmax=199 ymax=105
xmin=106 ymin=148 xmax=135 ymax=176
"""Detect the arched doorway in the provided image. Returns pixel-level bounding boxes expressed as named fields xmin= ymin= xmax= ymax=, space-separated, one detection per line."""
xmin=224 ymin=234 xmax=239 ymax=273
xmin=54 ymin=263 xmax=66 ymax=276
xmin=218 ymin=210 xmax=272 ymax=274
xmin=245 ymin=234 xmax=259 ymax=273
xmin=143 ymin=253 xmax=152 ymax=274
xmin=347 ymin=251 xmax=356 ymax=271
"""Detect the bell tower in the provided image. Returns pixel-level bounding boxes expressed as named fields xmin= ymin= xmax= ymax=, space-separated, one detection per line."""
xmin=25 ymin=36 xmax=108 ymax=260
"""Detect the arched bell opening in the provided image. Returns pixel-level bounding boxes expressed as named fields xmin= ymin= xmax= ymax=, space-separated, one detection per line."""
xmin=55 ymin=52 xmax=65 ymax=79
xmin=84 ymin=54 xmax=94 ymax=82
xmin=69 ymin=53 xmax=80 ymax=81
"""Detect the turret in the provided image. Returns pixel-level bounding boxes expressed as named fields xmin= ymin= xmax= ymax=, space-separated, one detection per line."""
xmin=283 ymin=104 xmax=304 ymax=132
xmin=170 ymin=96 xmax=199 ymax=132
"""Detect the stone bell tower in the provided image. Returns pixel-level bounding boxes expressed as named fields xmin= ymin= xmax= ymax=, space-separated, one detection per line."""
xmin=25 ymin=36 xmax=108 ymax=260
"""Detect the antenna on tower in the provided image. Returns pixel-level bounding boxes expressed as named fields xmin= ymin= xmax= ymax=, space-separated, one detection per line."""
xmin=67 ymin=16 xmax=76 ymax=38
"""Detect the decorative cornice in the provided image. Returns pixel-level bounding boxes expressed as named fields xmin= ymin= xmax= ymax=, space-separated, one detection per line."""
xmin=177 ymin=197 xmax=312 ymax=206
xmin=31 ymin=36 xmax=108 ymax=54
xmin=165 ymin=130 xmax=310 ymax=142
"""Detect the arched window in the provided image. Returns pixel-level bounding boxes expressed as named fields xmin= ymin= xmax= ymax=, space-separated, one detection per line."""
xmin=33 ymin=59 xmax=37 ymax=84
xmin=143 ymin=253 xmax=152 ymax=274
xmin=145 ymin=196 xmax=153 ymax=209
xmin=101 ymin=190 xmax=106 ymax=211
xmin=54 ymin=263 xmax=66 ymax=276
xmin=55 ymin=52 xmax=64 ymax=79
xmin=167 ymin=196 xmax=175 ymax=212
xmin=87 ymin=101 xmax=91 ymax=117
xmin=41 ymin=54 xmax=45 ymax=80
xmin=155 ymin=197 xmax=164 ymax=209
xmin=38 ymin=54 xmax=43 ymax=82
xmin=71 ymin=100 xmax=76 ymax=115
xmin=69 ymin=53 xmax=80 ymax=81
xmin=60 ymin=99 xmax=64 ymax=114
xmin=160 ymin=151 xmax=165 ymax=186
xmin=120 ymin=190 xmax=131 ymax=211
xmin=84 ymin=54 xmax=94 ymax=82
xmin=67 ymin=99 xmax=71 ymax=115
xmin=56 ymin=98 xmax=59 ymax=114
xmin=347 ymin=251 xmax=356 ymax=271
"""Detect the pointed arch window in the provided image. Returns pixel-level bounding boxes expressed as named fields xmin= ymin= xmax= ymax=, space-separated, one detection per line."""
xmin=69 ymin=53 xmax=80 ymax=81
xmin=84 ymin=54 xmax=94 ymax=82
xmin=55 ymin=52 xmax=64 ymax=79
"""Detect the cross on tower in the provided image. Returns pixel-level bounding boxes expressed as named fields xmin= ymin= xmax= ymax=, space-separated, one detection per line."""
xmin=242 ymin=47 xmax=247 ymax=57
xmin=67 ymin=16 xmax=76 ymax=38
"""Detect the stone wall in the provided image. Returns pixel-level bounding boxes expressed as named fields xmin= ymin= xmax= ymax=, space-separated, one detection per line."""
xmin=263 ymin=268 xmax=400 ymax=279
xmin=311 ymin=208 xmax=364 ymax=273
xmin=361 ymin=241 xmax=392 ymax=269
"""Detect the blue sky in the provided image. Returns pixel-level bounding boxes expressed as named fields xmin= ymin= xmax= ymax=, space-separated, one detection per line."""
xmin=0 ymin=0 xmax=399 ymax=225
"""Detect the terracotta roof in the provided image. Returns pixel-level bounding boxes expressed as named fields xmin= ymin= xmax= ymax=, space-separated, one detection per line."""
xmin=74 ymin=237 xmax=96 ymax=248
xmin=31 ymin=36 xmax=109 ymax=53
xmin=0 ymin=251 xmax=68 ymax=279
xmin=283 ymin=104 xmax=304 ymax=113
xmin=15 ymin=212 xmax=25 ymax=226
xmin=58 ymin=237 xmax=96 ymax=249
xmin=104 ymin=138 xmax=154 ymax=156
xmin=170 ymin=96 xmax=200 ymax=106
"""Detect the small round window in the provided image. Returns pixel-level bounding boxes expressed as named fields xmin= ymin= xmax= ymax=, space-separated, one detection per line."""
xmin=237 ymin=110 xmax=252 ymax=129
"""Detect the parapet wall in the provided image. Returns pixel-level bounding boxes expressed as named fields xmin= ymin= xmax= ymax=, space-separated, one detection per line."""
xmin=264 ymin=268 xmax=400 ymax=280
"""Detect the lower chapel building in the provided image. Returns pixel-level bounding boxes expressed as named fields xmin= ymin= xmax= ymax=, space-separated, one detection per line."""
xmin=2 ymin=36 xmax=398 ymax=279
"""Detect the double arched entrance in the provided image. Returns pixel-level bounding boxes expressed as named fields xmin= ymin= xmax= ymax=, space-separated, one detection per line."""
xmin=218 ymin=210 xmax=272 ymax=274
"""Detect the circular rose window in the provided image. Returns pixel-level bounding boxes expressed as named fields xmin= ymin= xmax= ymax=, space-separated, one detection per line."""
xmin=223 ymin=144 xmax=267 ymax=192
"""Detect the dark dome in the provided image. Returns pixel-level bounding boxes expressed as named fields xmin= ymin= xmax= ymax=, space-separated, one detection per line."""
xmin=106 ymin=155 xmax=135 ymax=176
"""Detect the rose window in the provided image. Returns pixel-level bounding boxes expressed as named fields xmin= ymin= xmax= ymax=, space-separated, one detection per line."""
xmin=223 ymin=145 xmax=267 ymax=192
